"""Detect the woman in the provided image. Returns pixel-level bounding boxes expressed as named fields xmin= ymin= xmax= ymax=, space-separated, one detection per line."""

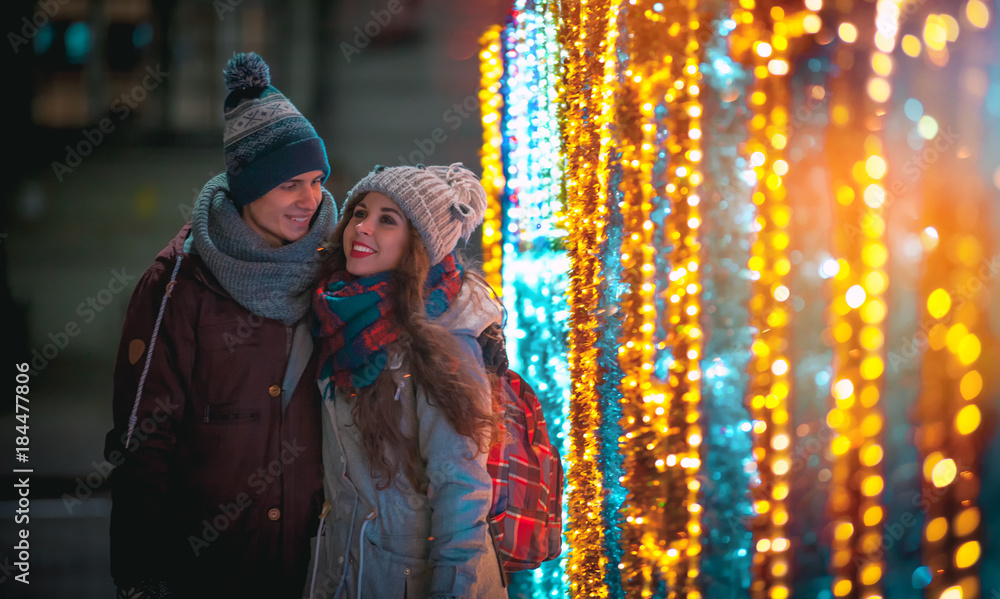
xmin=307 ymin=163 xmax=507 ymax=598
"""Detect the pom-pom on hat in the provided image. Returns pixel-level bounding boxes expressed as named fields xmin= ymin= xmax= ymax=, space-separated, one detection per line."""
xmin=222 ymin=52 xmax=330 ymax=206
xmin=344 ymin=163 xmax=488 ymax=266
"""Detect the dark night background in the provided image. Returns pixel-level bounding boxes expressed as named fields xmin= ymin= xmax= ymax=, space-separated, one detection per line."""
xmin=0 ymin=0 xmax=506 ymax=595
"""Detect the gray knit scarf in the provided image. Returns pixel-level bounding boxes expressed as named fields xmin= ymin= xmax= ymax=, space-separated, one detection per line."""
xmin=191 ymin=174 xmax=337 ymax=324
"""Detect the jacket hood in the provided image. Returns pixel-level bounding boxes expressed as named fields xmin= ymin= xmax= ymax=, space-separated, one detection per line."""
xmin=433 ymin=276 xmax=503 ymax=338
xmin=157 ymin=223 xmax=192 ymax=262
xmin=150 ymin=222 xmax=233 ymax=299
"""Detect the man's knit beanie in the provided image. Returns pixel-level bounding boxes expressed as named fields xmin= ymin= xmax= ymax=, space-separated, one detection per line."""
xmin=222 ymin=52 xmax=330 ymax=206
xmin=343 ymin=163 xmax=487 ymax=265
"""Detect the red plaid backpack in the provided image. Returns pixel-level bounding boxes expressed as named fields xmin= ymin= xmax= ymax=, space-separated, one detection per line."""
xmin=487 ymin=369 xmax=564 ymax=573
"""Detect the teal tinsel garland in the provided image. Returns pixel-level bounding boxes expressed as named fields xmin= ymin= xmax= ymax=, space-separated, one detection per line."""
xmin=695 ymin=4 xmax=756 ymax=595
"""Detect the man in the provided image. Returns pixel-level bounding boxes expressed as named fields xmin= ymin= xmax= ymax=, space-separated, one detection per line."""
xmin=105 ymin=52 xmax=336 ymax=598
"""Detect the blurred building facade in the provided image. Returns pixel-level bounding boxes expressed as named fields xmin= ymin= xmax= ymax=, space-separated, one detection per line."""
xmin=4 ymin=0 xmax=504 ymax=366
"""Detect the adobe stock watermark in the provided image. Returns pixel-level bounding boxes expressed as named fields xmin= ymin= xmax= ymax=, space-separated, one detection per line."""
xmin=899 ymin=126 xmax=960 ymax=180
xmin=187 ymin=438 xmax=307 ymax=555
xmin=61 ymin=395 xmax=180 ymax=514
xmin=224 ymin=314 xmax=265 ymax=353
xmin=853 ymin=456 xmax=967 ymax=571
xmin=844 ymin=125 xmax=960 ymax=244
xmin=181 ymin=170 xmax=217 ymax=221
xmin=885 ymin=251 xmax=1000 ymax=373
xmin=397 ymin=459 xmax=459 ymax=514
xmin=7 ymin=0 xmax=70 ymax=55
xmin=208 ymin=288 xmax=289 ymax=353
xmin=396 ymin=94 xmax=480 ymax=167
xmin=212 ymin=0 xmax=246 ymax=21
xmin=838 ymin=124 xmax=964 ymax=374
xmin=789 ymin=86 xmax=829 ymax=132
xmin=340 ymin=0 xmax=415 ymax=63
xmin=26 ymin=268 xmax=136 ymax=376
xmin=0 ymin=554 xmax=16 ymax=585
xmin=51 ymin=64 xmax=170 ymax=182
xmin=897 ymin=0 xmax=932 ymax=29
xmin=725 ymin=420 xmax=838 ymax=535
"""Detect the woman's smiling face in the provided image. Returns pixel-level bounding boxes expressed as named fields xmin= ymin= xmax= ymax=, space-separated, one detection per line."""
xmin=342 ymin=192 xmax=411 ymax=276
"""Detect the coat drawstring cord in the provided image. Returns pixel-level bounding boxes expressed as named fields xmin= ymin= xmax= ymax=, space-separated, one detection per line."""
xmin=308 ymin=501 xmax=331 ymax=598
xmin=356 ymin=510 xmax=377 ymax=599
xmin=126 ymin=255 xmax=182 ymax=448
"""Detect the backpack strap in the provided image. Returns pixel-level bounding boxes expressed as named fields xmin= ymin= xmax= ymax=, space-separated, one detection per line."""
xmin=515 ymin=371 xmax=538 ymax=445
xmin=125 ymin=255 xmax=183 ymax=448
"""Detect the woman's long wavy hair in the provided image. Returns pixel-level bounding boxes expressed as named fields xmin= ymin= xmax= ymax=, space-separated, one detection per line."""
xmin=317 ymin=193 xmax=504 ymax=492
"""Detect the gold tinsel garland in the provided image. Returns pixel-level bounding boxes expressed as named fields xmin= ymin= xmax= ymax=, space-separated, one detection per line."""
xmin=558 ymin=0 xmax=613 ymax=595
xmin=615 ymin=0 xmax=706 ymax=595
xmin=617 ymin=0 xmax=669 ymax=594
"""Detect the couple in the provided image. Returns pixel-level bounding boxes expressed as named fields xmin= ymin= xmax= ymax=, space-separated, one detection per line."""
xmin=105 ymin=53 xmax=508 ymax=598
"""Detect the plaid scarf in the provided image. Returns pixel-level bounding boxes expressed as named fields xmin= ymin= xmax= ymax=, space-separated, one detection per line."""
xmin=313 ymin=253 xmax=464 ymax=389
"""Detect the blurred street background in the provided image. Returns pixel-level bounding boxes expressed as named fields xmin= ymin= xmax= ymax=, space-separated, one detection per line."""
xmin=0 ymin=0 xmax=504 ymax=595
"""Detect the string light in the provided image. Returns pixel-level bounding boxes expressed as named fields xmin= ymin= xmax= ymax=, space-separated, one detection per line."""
xmin=495 ymin=4 xmax=573 ymax=597
xmin=825 ymin=2 xmax=899 ymax=596
xmin=668 ymin=5 xmax=705 ymax=595
xmin=479 ymin=4 xmax=574 ymax=596
xmin=738 ymin=3 xmax=796 ymax=597
xmin=918 ymin=208 xmax=988 ymax=597
xmin=913 ymin=4 xmax=990 ymax=599
xmin=478 ymin=26 xmax=504 ymax=295
xmin=477 ymin=2 xmax=997 ymax=598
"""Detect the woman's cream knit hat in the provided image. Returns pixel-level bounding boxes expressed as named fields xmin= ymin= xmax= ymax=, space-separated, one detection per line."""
xmin=343 ymin=163 xmax=487 ymax=265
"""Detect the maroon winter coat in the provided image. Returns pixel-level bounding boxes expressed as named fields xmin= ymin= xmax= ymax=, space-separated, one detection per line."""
xmin=104 ymin=223 xmax=323 ymax=597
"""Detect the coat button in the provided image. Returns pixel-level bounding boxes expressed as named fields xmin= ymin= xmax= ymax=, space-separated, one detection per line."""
xmin=404 ymin=568 xmax=411 ymax=575
xmin=268 ymin=385 xmax=281 ymax=397
xmin=267 ymin=508 xmax=281 ymax=521
xmin=338 ymin=556 xmax=344 ymax=564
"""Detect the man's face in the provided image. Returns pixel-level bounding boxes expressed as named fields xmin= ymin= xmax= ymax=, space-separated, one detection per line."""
xmin=241 ymin=170 xmax=324 ymax=247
